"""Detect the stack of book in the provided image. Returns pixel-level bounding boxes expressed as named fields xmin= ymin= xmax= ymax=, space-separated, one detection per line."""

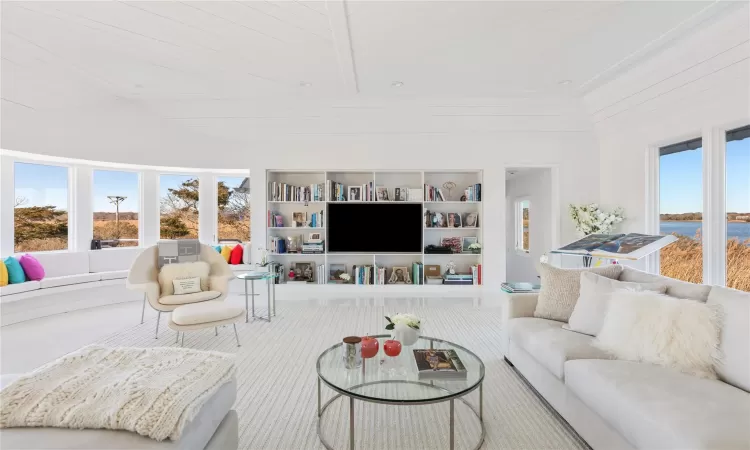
xmin=352 ymin=265 xmax=375 ymax=285
xmin=501 ymin=282 xmax=541 ymax=293
xmin=464 ymin=184 xmax=481 ymax=202
xmin=268 ymin=236 xmax=287 ymax=254
xmin=302 ymin=242 xmax=324 ymax=254
xmin=470 ymin=264 xmax=482 ymax=285
xmin=267 ymin=211 xmax=284 ymax=227
xmin=411 ymin=262 xmax=424 ymax=285
xmin=269 ymin=182 xmax=324 ymax=202
xmin=443 ymin=274 xmax=474 ymax=285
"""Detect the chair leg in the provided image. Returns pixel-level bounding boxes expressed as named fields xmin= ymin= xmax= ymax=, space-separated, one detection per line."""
xmin=175 ymin=331 xmax=179 ymax=344
xmin=181 ymin=332 xmax=185 ymax=347
xmin=215 ymin=326 xmax=218 ymax=336
xmin=140 ymin=294 xmax=146 ymax=324
xmin=155 ymin=311 xmax=161 ymax=339
xmin=233 ymin=323 xmax=241 ymax=347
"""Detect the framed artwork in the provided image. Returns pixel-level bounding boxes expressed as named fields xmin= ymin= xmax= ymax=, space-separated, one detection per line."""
xmin=463 ymin=212 xmax=479 ymax=228
xmin=388 ymin=266 xmax=412 ymax=284
xmin=461 ymin=237 xmax=478 ymax=252
xmin=308 ymin=232 xmax=322 ymax=243
xmin=348 ymin=186 xmax=362 ymax=201
xmin=394 ymin=187 xmax=407 ymax=201
xmin=329 ymin=264 xmax=346 ymax=282
xmin=447 ymin=212 xmax=462 ymax=228
xmin=376 ymin=186 xmax=389 ymax=201
xmin=292 ymin=212 xmax=306 ymax=227
xmin=293 ymin=261 xmax=315 ymax=282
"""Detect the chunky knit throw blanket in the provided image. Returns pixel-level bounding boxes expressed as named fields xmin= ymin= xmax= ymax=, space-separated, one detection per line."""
xmin=0 ymin=345 xmax=235 ymax=441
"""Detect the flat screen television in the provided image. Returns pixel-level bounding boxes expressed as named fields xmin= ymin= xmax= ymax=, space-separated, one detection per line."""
xmin=327 ymin=203 xmax=423 ymax=253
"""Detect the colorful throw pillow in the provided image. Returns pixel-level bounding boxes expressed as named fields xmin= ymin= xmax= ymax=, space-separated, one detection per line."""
xmin=229 ymin=244 xmax=243 ymax=265
xmin=18 ymin=254 xmax=45 ymax=281
xmin=3 ymin=257 xmax=26 ymax=284
xmin=220 ymin=246 xmax=231 ymax=263
xmin=214 ymin=245 xmax=222 ymax=253
xmin=0 ymin=261 xmax=8 ymax=287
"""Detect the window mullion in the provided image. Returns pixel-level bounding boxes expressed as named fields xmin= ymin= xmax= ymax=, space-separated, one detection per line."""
xmin=703 ymin=127 xmax=727 ymax=286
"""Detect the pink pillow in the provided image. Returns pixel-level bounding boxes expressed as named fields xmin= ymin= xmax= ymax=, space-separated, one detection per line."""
xmin=18 ymin=254 xmax=45 ymax=281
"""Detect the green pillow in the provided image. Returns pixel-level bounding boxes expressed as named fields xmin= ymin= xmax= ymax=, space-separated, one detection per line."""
xmin=4 ymin=257 xmax=26 ymax=284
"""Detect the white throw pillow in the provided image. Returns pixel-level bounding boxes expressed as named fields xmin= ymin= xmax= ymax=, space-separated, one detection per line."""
xmin=158 ymin=261 xmax=210 ymax=296
xmin=566 ymin=272 xmax=667 ymax=336
xmin=533 ymin=263 xmax=623 ymax=322
xmin=172 ymin=277 xmax=202 ymax=295
xmin=595 ymin=291 xmax=722 ymax=379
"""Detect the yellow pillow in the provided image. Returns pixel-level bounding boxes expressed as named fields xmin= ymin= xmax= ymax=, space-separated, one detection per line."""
xmin=0 ymin=261 xmax=8 ymax=287
xmin=220 ymin=246 xmax=231 ymax=263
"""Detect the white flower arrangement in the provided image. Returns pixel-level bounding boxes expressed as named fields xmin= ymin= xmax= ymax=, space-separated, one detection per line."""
xmin=339 ymin=273 xmax=351 ymax=282
xmin=569 ymin=203 xmax=624 ymax=236
xmin=468 ymin=243 xmax=482 ymax=250
xmin=385 ymin=313 xmax=421 ymax=330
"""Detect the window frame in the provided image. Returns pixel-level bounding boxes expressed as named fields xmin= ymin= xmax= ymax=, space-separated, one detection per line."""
xmin=158 ymin=173 xmax=202 ymax=241
xmin=216 ymin=175 xmax=251 ymax=245
xmin=514 ymin=197 xmax=530 ymax=255
xmin=91 ymin=167 xmax=143 ymax=249
xmin=12 ymin=159 xmax=73 ymax=253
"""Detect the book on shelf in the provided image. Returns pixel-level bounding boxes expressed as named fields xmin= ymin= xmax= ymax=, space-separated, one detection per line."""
xmin=501 ymin=282 xmax=540 ymax=293
xmin=464 ymin=184 xmax=481 ymax=202
xmin=352 ymin=265 xmax=376 ymax=285
xmin=413 ymin=349 xmax=467 ymax=380
xmin=269 ymin=182 xmax=324 ymax=202
xmin=424 ymin=184 xmax=446 ymax=202
xmin=426 ymin=276 xmax=444 ymax=285
xmin=412 ymin=262 xmax=424 ymax=285
xmin=443 ymin=279 xmax=473 ymax=285
xmin=268 ymin=236 xmax=287 ymax=254
xmin=317 ymin=264 xmax=325 ymax=284
xmin=551 ymin=233 xmax=678 ymax=260
xmin=408 ymin=188 xmax=423 ymax=202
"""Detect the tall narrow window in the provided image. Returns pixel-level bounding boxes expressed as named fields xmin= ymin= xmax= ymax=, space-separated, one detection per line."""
xmin=659 ymin=138 xmax=703 ymax=283
xmin=160 ymin=175 xmax=199 ymax=240
xmin=93 ymin=170 xmax=140 ymax=247
xmin=14 ymin=162 xmax=69 ymax=252
xmin=516 ymin=199 xmax=530 ymax=252
xmin=726 ymin=125 xmax=750 ymax=292
xmin=217 ymin=176 xmax=250 ymax=243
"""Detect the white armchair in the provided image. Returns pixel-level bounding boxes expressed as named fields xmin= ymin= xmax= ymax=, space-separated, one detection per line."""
xmin=127 ymin=244 xmax=234 ymax=338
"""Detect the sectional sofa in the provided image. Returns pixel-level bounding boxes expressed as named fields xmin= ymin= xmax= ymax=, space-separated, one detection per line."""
xmin=502 ymin=266 xmax=750 ymax=450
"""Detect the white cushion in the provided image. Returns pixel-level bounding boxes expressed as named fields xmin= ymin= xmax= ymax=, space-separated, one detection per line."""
xmin=534 ymin=263 xmax=623 ymax=322
xmin=566 ymin=272 xmax=667 ymax=336
xmin=708 ymin=286 xmax=750 ymax=392
xmin=508 ymin=317 xmax=610 ymax=379
xmin=565 ymin=359 xmax=750 ymax=450
xmin=89 ymin=248 xmax=141 ymax=273
xmin=23 ymin=252 xmax=89 ymax=278
xmin=171 ymin=301 xmax=244 ymax=326
xmin=242 ymin=243 xmax=251 ymax=265
xmin=40 ymin=273 xmax=101 ymax=289
xmin=173 ymin=277 xmax=202 ymax=295
xmin=595 ymin=290 xmax=721 ymax=379
xmin=159 ymin=291 xmax=222 ymax=306
xmin=158 ymin=262 xmax=210 ymax=296
xmin=99 ymin=270 xmax=128 ymax=281
xmin=0 ymin=281 xmax=41 ymax=296
xmin=619 ymin=266 xmax=712 ymax=301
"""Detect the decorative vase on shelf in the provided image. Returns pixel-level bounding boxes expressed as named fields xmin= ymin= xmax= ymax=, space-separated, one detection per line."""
xmin=392 ymin=322 xmax=420 ymax=346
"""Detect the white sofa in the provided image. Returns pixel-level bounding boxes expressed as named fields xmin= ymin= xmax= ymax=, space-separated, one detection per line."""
xmin=502 ymin=267 xmax=750 ymax=450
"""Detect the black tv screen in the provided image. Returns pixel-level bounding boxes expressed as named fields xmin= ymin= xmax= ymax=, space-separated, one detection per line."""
xmin=327 ymin=203 xmax=423 ymax=253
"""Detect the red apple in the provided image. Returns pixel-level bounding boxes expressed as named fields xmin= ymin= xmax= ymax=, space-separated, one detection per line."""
xmin=361 ymin=336 xmax=379 ymax=359
xmin=383 ymin=339 xmax=402 ymax=357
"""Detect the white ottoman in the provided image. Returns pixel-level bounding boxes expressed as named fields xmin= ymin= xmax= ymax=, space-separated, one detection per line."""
xmin=169 ymin=301 xmax=245 ymax=347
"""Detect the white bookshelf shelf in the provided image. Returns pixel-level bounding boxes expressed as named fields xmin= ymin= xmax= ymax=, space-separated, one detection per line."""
xmin=266 ymin=169 xmax=483 ymax=286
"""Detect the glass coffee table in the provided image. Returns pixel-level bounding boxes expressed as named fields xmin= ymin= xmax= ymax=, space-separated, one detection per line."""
xmin=316 ymin=334 xmax=485 ymax=450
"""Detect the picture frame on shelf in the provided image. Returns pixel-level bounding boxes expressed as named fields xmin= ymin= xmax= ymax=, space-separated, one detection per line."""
xmin=394 ymin=187 xmax=407 ymax=201
xmin=388 ymin=266 xmax=412 ymax=284
xmin=463 ymin=212 xmax=479 ymax=228
xmin=329 ymin=264 xmax=346 ymax=283
xmin=461 ymin=237 xmax=478 ymax=253
xmin=292 ymin=212 xmax=306 ymax=227
xmin=308 ymin=232 xmax=322 ymax=243
xmin=376 ymin=186 xmax=389 ymax=201
xmin=348 ymin=186 xmax=362 ymax=201
xmin=293 ymin=261 xmax=315 ymax=282
xmin=447 ymin=212 xmax=462 ymax=228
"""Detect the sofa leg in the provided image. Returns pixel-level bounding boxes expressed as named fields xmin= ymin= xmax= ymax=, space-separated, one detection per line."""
xmin=140 ymin=294 xmax=146 ymax=324
xmin=155 ymin=311 xmax=161 ymax=339
xmin=504 ymin=356 xmax=514 ymax=367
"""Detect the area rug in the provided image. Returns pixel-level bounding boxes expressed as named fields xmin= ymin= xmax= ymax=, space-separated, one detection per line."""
xmin=99 ymin=304 xmax=587 ymax=449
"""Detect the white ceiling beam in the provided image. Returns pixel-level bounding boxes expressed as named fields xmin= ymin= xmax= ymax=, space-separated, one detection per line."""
xmin=325 ymin=0 xmax=359 ymax=94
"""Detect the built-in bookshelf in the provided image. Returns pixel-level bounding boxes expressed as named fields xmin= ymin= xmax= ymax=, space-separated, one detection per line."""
xmin=266 ymin=170 xmax=483 ymax=287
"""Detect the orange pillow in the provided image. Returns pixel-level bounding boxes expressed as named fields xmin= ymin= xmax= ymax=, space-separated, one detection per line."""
xmin=220 ymin=246 xmax=231 ymax=262
xmin=230 ymin=244 xmax=244 ymax=265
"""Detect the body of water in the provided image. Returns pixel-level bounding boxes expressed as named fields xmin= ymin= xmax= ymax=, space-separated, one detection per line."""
xmin=660 ymin=221 xmax=750 ymax=242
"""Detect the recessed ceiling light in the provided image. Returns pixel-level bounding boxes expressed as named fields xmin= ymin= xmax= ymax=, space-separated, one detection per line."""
xmin=558 ymin=79 xmax=572 ymax=85
xmin=391 ymin=81 xmax=404 ymax=87
xmin=300 ymin=81 xmax=312 ymax=87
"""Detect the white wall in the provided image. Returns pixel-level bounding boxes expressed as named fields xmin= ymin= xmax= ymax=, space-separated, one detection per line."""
xmin=505 ymin=169 xmax=552 ymax=282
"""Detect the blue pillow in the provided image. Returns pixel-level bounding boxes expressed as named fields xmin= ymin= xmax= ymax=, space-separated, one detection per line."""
xmin=4 ymin=257 xmax=26 ymax=284
xmin=214 ymin=245 xmax=222 ymax=253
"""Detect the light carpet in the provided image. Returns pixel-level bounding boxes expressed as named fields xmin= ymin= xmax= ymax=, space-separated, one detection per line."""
xmin=99 ymin=305 xmax=588 ymax=450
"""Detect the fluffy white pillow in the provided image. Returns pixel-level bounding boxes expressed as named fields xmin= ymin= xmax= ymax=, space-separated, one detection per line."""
xmin=172 ymin=277 xmax=202 ymax=295
xmin=158 ymin=261 xmax=210 ymax=296
xmin=566 ymin=272 xmax=667 ymax=336
xmin=595 ymin=291 xmax=722 ymax=379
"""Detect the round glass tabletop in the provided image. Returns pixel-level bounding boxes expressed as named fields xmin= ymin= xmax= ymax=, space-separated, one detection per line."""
xmin=236 ymin=271 xmax=278 ymax=280
xmin=316 ymin=334 xmax=484 ymax=404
